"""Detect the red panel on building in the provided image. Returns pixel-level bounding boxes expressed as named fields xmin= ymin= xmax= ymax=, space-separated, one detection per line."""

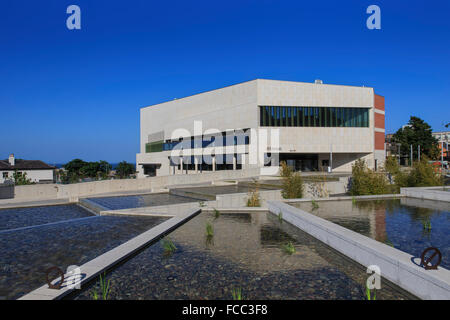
xmin=375 ymin=113 xmax=385 ymax=129
xmin=374 ymin=94 xmax=385 ymax=111
xmin=375 ymin=132 xmax=385 ymax=150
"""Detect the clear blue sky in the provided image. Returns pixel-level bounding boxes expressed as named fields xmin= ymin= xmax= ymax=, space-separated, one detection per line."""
xmin=1 ymin=0 xmax=449 ymax=163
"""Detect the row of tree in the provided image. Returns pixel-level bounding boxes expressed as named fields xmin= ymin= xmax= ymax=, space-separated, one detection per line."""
xmin=58 ymin=159 xmax=135 ymax=184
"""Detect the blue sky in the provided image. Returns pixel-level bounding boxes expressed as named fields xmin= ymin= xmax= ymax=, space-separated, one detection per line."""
xmin=0 ymin=0 xmax=449 ymax=163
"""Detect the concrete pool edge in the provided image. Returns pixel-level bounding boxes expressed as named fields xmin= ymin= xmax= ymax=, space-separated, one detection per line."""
xmin=267 ymin=200 xmax=450 ymax=300
xmin=18 ymin=207 xmax=201 ymax=300
xmin=401 ymin=187 xmax=450 ymax=202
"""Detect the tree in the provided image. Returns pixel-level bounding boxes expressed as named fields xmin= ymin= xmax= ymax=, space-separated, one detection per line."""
xmin=392 ymin=116 xmax=440 ymax=161
xmin=64 ymin=159 xmax=87 ymax=176
xmin=115 ymin=161 xmax=135 ymax=178
xmin=98 ymin=160 xmax=112 ymax=174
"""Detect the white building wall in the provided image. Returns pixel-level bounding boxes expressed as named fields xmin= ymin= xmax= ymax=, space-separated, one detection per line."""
xmin=0 ymin=170 xmax=54 ymax=184
xmin=137 ymin=79 xmax=378 ymax=177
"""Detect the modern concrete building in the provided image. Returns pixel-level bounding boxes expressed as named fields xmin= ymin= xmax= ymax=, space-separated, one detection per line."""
xmin=0 ymin=154 xmax=55 ymax=183
xmin=136 ymin=79 xmax=385 ymax=178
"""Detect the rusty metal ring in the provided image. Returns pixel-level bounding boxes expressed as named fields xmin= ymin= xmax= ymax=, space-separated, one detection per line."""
xmin=46 ymin=266 xmax=64 ymax=289
xmin=420 ymin=247 xmax=442 ymax=270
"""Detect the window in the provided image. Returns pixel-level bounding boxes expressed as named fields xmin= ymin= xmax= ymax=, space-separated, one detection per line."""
xmin=2 ymin=172 xmax=8 ymax=178
xmin=259 ymin=106 xmax=369 ymax=128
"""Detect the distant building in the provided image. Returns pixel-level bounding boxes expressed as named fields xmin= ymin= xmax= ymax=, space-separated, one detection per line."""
xmin=0 ymin=154 xmax=55 ymax=184
xmin=433 ymin=131 xmax=449 ymax=160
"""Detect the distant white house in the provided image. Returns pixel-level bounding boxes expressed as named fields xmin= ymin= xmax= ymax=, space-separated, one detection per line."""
xmin=0 ymin=154 xmax=55 ymax=184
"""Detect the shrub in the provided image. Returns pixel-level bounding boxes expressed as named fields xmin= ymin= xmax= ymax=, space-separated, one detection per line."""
xmin=246 ymin=181 xmax=261 ymax=207
xmin=12 ymin=171 xmax=33 ymax=185
xmin=384 ymin=156 xmax=400 ymax=175
xmin=350 ymin=159 xmax=389 ymax=196
xmin=406 ymin=158 xmax=443 ymax=187
xmin=280 ymin=161 xmax=304 ymax=199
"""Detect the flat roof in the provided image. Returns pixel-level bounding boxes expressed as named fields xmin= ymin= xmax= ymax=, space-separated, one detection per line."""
xmin=141 ymin=78 xmax=374 ymax=110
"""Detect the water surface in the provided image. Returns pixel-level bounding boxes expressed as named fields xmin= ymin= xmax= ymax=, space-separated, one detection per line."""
xmin=73 ymin=211 xmax=413 ymax=300
xmin=292 ymin=198 xmax=450 ymax=269
xmin=87 ymin=193 xmax=199 ymax=210
xmin=0 ymin=204 xmax=168 ymax=300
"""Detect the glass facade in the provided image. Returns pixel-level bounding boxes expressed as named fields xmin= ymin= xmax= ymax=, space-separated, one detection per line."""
xmin=260 ymin=106 xmax=369 ymax=128
xmin=146 ymin=130 xmax=250 ymax=153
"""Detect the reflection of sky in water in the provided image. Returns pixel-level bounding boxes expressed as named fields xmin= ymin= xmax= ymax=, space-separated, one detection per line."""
xmin=384 ymin=204 xmax=449 ymax=269
xmin=88 ymin=193 xmax=199 ymax=210
xmin=0 ymin=204 xmax=93 ymax=231
xmin=0 ymin=207 xmax=167 ymax=300
xmin=293 ymin=199 xmax=449 ymax=269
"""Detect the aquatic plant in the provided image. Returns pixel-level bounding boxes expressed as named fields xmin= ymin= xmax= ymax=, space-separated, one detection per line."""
xmin=91 ymin=272 xmax=111 ymax=300
xmin=232 ymin=287 xmax=243 ymax=300
xmin=206 ymin=222 xmax=214 ymax=237
xmin=213 ymin=208 xmax=220 ymax=219
xmin=385 ymin=238 xmax=394 ymax=247
xmin=365 ymin=283 xmax=376 ymax=300
xmin=283 ymin=242 xmax=296 ymax=255
xmin=161 ymin=237 xmax=177 ymax=255
xmin=311 ymin=199 xmax=319 ymax=210
xmin=422 ymin=220 xmax=432 ymax=231
xmin=278 ymin=211 xmax=283 ymax=223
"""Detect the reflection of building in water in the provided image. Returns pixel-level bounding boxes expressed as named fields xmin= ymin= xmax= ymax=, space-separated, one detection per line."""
xmin=374 ymin=206 xmax=387 ymax=243
xmin=169 ymin=212 xmax=339 ymax=273
xmin=292 ymin=200 xmax=387 ymax=241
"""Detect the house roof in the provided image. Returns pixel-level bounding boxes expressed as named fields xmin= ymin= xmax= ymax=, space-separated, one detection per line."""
xmin=0 ymin=159 xmax=56 ymax=171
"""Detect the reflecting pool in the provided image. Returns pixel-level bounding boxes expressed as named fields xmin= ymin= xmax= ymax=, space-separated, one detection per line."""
xmin=73 ymin=211 xmax=414 ymax=300
xmin=291 ymin=198 xmax=450 ymax=269
xmin=87 ymin=193 xmax=200 ymax=210
xmin=0 ymin=204 xmax=92 ymax=231
xmin=0 ymin=204 xmax=168 ymax=300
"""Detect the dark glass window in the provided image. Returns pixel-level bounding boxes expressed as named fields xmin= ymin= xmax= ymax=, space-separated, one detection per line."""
xmin=259 ymin=106 xmax=369 ymax=128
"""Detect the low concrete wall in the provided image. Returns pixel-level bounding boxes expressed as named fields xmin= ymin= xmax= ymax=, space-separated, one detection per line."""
xmin=8 ymin=168 xmax=349 ymax=203
xmin=13 ymin=184 xmax=58 ymax=200
xmin=268 ymin=200 xmax=450 ymax=300
xmin=216 ymin=189 xmax=283 ymax=208
xmin=401 ymin=187 xmax=450 ymax=202
xmin=10 ymin=168 xmax=262 ymax=202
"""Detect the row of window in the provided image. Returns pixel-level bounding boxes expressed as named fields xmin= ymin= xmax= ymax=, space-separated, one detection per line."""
xmin=146 ymin=130 xmax=250 ymax=153
xmin=259 ymin=106 xmax=369 ymax=128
